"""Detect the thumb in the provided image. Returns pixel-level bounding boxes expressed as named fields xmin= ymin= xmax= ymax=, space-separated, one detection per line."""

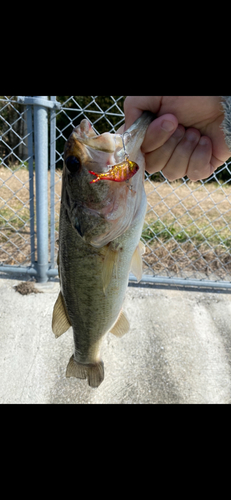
xmin=141 ymin=114 xmax=178 ymax=153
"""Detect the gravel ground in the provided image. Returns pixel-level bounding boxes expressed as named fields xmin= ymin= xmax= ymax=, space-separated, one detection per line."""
xmin=1 ymin=275 xmax=231 ymax=404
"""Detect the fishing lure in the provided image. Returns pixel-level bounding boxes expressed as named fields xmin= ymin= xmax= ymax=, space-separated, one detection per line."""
xmin=89 ymin=158 xmax=139 ymax=184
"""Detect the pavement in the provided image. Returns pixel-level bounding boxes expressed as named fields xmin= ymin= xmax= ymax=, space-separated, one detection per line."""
xmin=1 ymin=274 xmax=231 ymax=404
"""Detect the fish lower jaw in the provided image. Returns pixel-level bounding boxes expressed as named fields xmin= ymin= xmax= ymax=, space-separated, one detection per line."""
xmin=66 ymin=354 xmax=104 ymax=388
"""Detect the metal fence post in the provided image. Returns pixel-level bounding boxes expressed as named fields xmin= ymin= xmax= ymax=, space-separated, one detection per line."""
xmin=49 ymin=96 xmax=56 ymax=270
xmin=33 ymin=96 xmax=48 ymax=282
xmin=26 ymin=103 xmax=35 ymax=267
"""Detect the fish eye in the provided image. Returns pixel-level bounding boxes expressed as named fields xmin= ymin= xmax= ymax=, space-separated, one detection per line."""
xmin=65 ymin=155 xmax=81 ymax=174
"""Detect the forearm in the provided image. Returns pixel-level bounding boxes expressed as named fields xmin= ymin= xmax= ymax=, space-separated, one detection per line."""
xmin=221 ymin=96 xmax=231 ymax=151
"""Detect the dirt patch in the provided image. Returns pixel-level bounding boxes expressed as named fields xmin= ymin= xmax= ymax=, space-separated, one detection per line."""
xmin=15 ymin=280 xmax=42 ymax=295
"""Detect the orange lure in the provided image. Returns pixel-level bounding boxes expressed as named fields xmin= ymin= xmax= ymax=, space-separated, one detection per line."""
xmin=89 ymin=158 xmax=139 ymax=184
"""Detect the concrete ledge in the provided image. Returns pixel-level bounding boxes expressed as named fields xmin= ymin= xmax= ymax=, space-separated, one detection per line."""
xmin=1 ymin=277 xmax=231 ymax=404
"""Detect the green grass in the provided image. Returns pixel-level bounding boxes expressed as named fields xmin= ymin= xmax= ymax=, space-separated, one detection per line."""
xmin=142 ymin=219 xmax=231 ymax=249
xmin=0 ymin=207 xmax=30 ymax=230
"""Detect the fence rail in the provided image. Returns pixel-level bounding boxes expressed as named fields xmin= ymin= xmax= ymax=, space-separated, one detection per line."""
xmin=1 ymin=95 xmax=231 ymax=292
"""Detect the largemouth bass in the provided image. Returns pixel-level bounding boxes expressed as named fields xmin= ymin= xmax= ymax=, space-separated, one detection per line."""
xmin=52 ymin=111 xmax=154 ymax=388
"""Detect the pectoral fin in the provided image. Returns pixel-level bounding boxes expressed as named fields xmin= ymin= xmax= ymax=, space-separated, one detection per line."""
xmin=57 ymin=250 xmax=60 ymax=278
xmin=110 ymin=310 xmax=130 ymax=338
xmin=102 ymin=244 xmax=119 ymax=293
xmin=52 ymin=291 xmax=72 ymax=337
xmin=130 ymin=240 xmax=145 ymax=282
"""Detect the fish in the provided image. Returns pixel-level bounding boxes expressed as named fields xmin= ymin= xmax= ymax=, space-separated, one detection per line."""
xmin=52 ymin=111 xmax=154 ymax=388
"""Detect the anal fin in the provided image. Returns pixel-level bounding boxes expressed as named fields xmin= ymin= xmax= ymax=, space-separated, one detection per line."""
xmin=110 ymin=310 xmax=130 ymax=338
xmin=52 ymin=291 xmax=71 ymax=338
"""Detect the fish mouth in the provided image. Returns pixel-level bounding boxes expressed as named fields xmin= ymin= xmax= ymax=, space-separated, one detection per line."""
xmin=65 ymin=110 xmax=154 ymax=162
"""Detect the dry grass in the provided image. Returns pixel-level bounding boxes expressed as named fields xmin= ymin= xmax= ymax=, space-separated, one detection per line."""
xmin=1 ymin=165 xmax=231 ymax=279
xmin=143 ymin=179 xmax=231 ymax=279
xmin=0 ymin=166 xmax=62 ymax=266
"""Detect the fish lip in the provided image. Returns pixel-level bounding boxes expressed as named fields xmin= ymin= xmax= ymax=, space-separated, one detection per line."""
xmin=122 ymin=110 xmax=155 ymax=155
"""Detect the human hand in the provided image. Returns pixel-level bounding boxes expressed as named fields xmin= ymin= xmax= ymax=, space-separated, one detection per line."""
xmin=124 ymin=96 xmax=230 ymax=181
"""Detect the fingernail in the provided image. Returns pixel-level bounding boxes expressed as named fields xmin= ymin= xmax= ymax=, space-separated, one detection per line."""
xmin=172 ymin=126 xmax=184 ymax=139
xmin=161 ymin=120 xmax=176 ymax=132
xmin=199 ymin=137 xmax=208 ymax=146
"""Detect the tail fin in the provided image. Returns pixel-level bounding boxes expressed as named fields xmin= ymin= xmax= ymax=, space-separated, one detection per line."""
xmin=66 ymin=355 xmax=104 ymax=388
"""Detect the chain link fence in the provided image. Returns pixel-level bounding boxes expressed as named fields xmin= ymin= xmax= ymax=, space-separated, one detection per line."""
xmin=1 ymin=95 xmax=231 ymax=291
xmin=0 ymin=96 xmax=35 ymax=269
